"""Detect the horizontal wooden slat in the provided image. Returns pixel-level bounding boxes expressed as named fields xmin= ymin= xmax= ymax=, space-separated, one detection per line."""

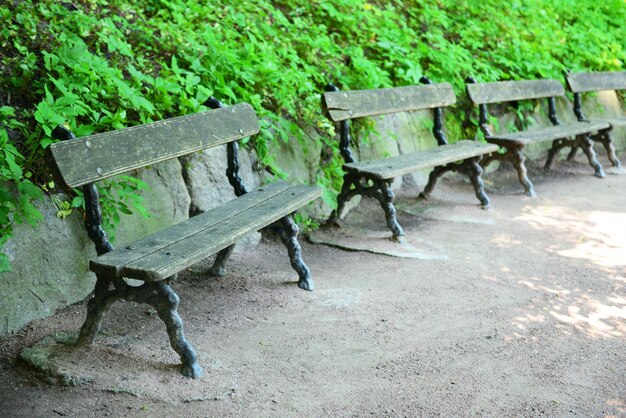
xmin=343 ymin=140 xmax=498 ymax=180
xmin=49 ymin=104 xmax=259 ymax=188
xmin=91 ymin=182 xmax=321 ymax=281
xmin=90 ymin=181 xmax=291 ymax=276
xmin=323 ymin=83 xmax=456 ymax=122
xmin=486 ymin=121 xmax=610 ymax=144
xmin=467 ymin=79 xmax=565 ymax=104
xmin=567 ymin=71 xmax=626 ymax=93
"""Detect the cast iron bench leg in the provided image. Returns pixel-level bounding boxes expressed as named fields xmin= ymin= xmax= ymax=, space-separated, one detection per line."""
xmin=327 ymin=174 xmax=359 ymax=226
xmin=376 ymin=180 xmax=404 ymax=243
xmin=508 ymin=144 xmax=537 ymax=197
xmin=597 ymin=129 xmax=622 ymax=168
xmin=544 ymin=139 xmax=570 ymax=171
xmin=209 ymin=245 xmax=235 ymax=277
xmin=576 ymin=134 xmax=605 ymax=178
xmin=419 ymin=164 xmax=456 ymax=200
xmin=77 ymin=274 xmax=114 ymax=346
xmin=277 ymin=215 xmax=314 ymax=291
xmin=151 ymin=281 xmax=203 ymax=379
xmin=566 ymin=145 xmax=579 ymax=161
xmin=77 ymin=275 xmax=203 ymax=379
xmin=465 ymin=157 xmax=490 ymax=209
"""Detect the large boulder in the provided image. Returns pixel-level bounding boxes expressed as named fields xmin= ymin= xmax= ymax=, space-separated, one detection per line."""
xmin=0 ymin=195 xmax=95 ymax=336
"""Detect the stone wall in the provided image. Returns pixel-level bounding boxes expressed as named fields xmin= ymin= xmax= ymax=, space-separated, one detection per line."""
xmin=1 ymin=92 xmax=624 ymax=336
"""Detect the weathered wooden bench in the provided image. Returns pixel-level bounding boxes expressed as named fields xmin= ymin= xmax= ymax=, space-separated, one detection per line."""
xmin=47 ymin=98 xmax=321 ymax=379
xmin=566 ymin=71 xmax=625 ymax=168
xmin=465 ymin=77 xmax=610 ymax=197
xmin=321 ymin=78 xmax=499 ymax=242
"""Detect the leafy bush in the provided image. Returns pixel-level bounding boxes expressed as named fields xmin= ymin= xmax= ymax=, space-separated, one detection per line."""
xmin=0 ymin=0 xmax=624 ymax=268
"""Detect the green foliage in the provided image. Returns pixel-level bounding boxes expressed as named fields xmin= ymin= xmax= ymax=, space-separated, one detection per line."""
xmin=0 ymin=106 xmax=44 ymax=272
xmin=0 ymin=0 xmax=624 ymax=263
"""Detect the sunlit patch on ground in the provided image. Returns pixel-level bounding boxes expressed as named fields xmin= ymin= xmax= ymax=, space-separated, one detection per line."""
xmin=513 ymin=279 xmax=626 ymax=339
xmin=516 ymin=206 xmax=626 ymax=268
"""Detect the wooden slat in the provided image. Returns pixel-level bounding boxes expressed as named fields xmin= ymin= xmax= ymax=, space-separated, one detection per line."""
xmin=90 ymin=181 xmax=291 ymax=276
xmin=92 ymin=183 xmax=321 ymax=281
xmin=466 ymin=79 xmax=565 ymax=104
xmin=486 ymin=121 xmax=610 ymax=145
xmin=49 ymin=104 xmax=259 ymax=188
xmin=323 ymin=83 xmax=456 ymax=122
xmin=567 ymin=71 xmax=626 ymax=93
xmin=343 ymin=140 xmax=498 ymax=180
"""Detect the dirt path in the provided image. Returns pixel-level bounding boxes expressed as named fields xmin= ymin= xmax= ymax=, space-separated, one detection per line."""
xmin=1 ymin=158 xmax=625 ymax=417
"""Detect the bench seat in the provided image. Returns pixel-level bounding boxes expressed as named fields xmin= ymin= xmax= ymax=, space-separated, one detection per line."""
xmin=486 ymin=121 xmax=610 ymax=144
xmin=343 ymin=140 xmax=498 ymax=180
xmin=90 ymin=182 xmax=321 ymax=282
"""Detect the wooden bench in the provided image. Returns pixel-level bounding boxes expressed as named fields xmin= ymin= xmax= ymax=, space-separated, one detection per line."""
xmin=47 ymin=98 xmax=321 ymax=379
xmin=321 ymin=78 xmax=499 ymax=242
xmin=566 ymin=71 xmax=625 ymax=169
xmin=465 ymin=77 xmax=610 ymax=197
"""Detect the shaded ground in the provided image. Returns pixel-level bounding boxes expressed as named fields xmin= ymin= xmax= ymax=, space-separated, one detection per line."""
xmin=1 ymin=156 xmax=625 ymax=417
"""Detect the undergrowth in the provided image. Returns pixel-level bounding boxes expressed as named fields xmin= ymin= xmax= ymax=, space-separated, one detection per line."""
xmin=0 ymin=0 xmax=624 ymax=270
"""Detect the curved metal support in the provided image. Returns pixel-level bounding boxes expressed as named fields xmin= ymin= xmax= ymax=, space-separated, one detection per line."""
xmin=420 ymin=159 xmax=491 ymax=208
xmin=547 ymin=97 xmax=560 ymax=126
xmin=76 ymin=275 xmax=203 ymax=379
xmin=275 ymin=215 xmax=314 ymax=291
xmin=327 ymin=173 xmax=359 ymax=226
xmin=576 ymin=135 xmax=605 ymax=178
xmin=479 ymin=151 xmax=507 ymax=169
xmin=208 ymin=245 xmax=235 ymax=277
xmin=204 ymin=97 xmax=250 ymax=276
xmin=572 ymin=92 xmax=585 ymax=121
xmin=419 ymin=164 xmax=457 ymax=200
xmin=595 ymin=130 xmax=622 ymax=168
xmin=83 ymin=184 xmax=115 ymax=255
xmin=205 ymin=97 xmax=249 ymax=196
xmin=324 ymin=83 xmax=356 ymax=163
xmin=465 ymin=158 xmax=490 ymax=209
xmin=150 ymin=282 xmax=202 ymax=379
xmin=420 ymin=76 xmax=448 ymax=145
xmin=508 ymin=145 xmax=536 ymax=197
xmin=376 ymin=180 xmax=404 ymax=242
xmin=76 ymin=274 xmax=115 ymax=346
xmin=544 ymin=139 xmax=569 ymax=171
xmin=465 ymin=76 xmax=493 ymax=137
xmin=52 ymin=126 xmax=114 ymax=256
xmin=566 ymin=146 xmax=579 ymax=161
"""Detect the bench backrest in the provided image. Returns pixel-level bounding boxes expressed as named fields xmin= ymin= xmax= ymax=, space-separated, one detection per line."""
xmin=466 ymin=79 xmax=565 ymax=104
xmin=566 ymin=71 xmax=626 ymax=93
xmin=49 ymin=103 xmax=259 ymax=188
xmin=322 ymin=83 xmax=456 ymax=122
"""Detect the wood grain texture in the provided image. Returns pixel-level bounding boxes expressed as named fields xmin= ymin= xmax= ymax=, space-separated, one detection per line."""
xmin=466 ymin=79 xmax=565 ymax=104
xmin=567 ymin=71 xmax=626 ymax=93
xmin=90 ymin=182 xmax=321 ymax=281
xmin=323 ymin=83 xmax=456 ymax=122
xmin=49 ymin=104 xmax=259 ymax=188
xmin=486 ymin=121 xmax=610 ymax=144
xmin=343 ymin=140 xmax=498 ymax=179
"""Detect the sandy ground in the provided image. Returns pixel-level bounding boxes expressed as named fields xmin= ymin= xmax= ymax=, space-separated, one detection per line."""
xmin=0 ymin=156 xmax=625 ymax=417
